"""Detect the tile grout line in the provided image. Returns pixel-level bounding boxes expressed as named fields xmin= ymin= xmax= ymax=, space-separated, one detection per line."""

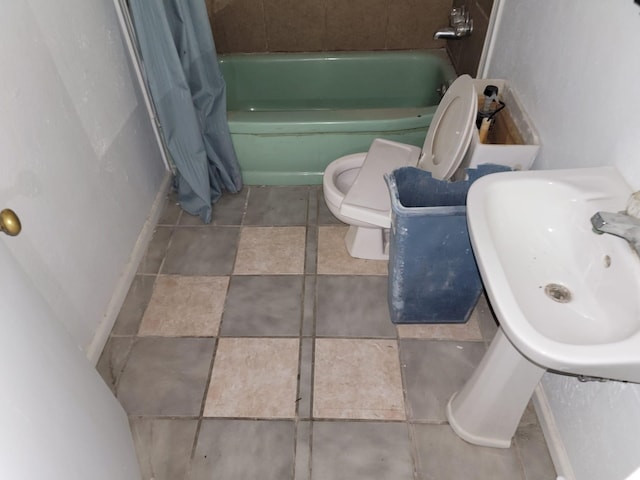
xmin=396 ymin=331 xmax=422 ymax=480
xmin=224 ymin=185 xmax=250 ymax=284
xmin=296 ymin=283 xmax=307 ymax=416
xmin=189 ymin=336 xmax=219 ymax=464
xmin=307 ymin=193 xmax=319 ymax=478
xmin=306 ymin=417 xmax=314 ymax=480
xmin=238 ymin=185 xmax=250 ymax=227
xmin=126 ymin=414 xmax=202 ymax=421
xmin=153 ymin=216 xmax=177 ymax=277
xmin=301 ymin=186 xmax=317 ymax=479
xmin=110 ymin=335 xmax=136 ymax=396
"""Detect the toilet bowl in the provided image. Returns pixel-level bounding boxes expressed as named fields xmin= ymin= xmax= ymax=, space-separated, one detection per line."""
xmin=324 ymin=153 xmax=386 ymax=260
xmin=322 ymin=74 xmax=535 ymax=260
xmin=323 ymin=144 xmax=420 ymax=259
xmin=323 ymin=153 xmax=369 ymax=227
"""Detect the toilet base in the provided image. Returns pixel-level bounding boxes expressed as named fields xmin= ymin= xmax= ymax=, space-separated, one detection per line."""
xmin=446 ymin=328 xmax=545 ymax=448
xmin=344 ymin=225 xmax=389 ymax=260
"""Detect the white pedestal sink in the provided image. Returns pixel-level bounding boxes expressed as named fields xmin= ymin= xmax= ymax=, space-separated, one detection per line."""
xmin=447 ymin=166 xmax=640 ymax=448
xmin=447 ymin=329 xmax=544 ymax=448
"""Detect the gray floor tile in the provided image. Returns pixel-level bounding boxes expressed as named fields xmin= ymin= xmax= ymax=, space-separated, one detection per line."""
xmin=400 ymin=339 xmax=486 ymax=421
xmin=316 ymin=276 xmax=396 ymax=338
xmin=190 ymin=419 xmax=295 ymax=480
xmin=112 ymin=275 xmax=156 ymax=335
xmin=311 ymin=421 xmax=414 ymax=480
xmin=220 ymin=276 xmax=303 ymax=336
xmin=519 ymin=401 xmax=539 ymax=428
xmin=137 ymin=227 xmax=173 ymax=274
xmin=515 ymin=423 xmax=557 ymax=480
xmin=244 ymin=186 xmax=309 ymax=226
xmin=96 ymin=336 xmax=134 ymax=393
xmin=180 ymin=189 xmax=248 ymax=226
xmin=413 ymin=424 xmax=524 ymax=480
xmin=100 ymin=179 xmax=561 ymax=479
xmin=130 ymin=418 xmax=198 ymax=480
xmin=117 ymin=337 xmax=214 ymax=416
xmin=317 ymin=190 xmax=344 ymax=225
xmin=162 ymin=227 xmax=239 ymax=275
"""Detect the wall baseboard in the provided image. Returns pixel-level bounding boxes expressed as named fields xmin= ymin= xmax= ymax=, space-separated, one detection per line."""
xmin=532 ymin=383 xmax=575 ymax=480
xmin=86 ymin=171 xmax=172 ymax=364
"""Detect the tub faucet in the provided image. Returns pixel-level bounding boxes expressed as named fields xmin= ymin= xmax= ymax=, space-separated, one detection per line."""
xmin=591 ymin=211 xmax=640 ymax=257
xmin=434 ymin=6 xmax=473 ymax=40
xmin=433 ymin=28 xmax=460 ymax=40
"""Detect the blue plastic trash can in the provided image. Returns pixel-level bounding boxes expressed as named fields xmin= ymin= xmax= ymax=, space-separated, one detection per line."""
xmin=385 ymin=164 xmax=509 ymax=324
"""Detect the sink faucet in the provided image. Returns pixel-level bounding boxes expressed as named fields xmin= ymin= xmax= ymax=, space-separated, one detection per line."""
xmin=591 ymin=211 xmax=640 ymax=256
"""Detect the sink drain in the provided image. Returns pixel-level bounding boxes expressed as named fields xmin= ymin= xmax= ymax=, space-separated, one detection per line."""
xmin=544 ymin=283 xmax=572 ymax=303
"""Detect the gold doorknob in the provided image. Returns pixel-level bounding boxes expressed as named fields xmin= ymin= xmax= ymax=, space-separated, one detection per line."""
xmin=0 ymin=209 xmax=22 ymax=236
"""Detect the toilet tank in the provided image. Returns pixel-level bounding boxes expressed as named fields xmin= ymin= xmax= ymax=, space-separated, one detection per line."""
xmin=460 ymin=79 xmax=540 ymax=174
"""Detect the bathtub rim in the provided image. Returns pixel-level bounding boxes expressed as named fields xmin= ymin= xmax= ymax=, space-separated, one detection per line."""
xmin=218 ymin=48 xmax=453 ymax=67
xmin=227 ymin=106 xmax=438 ymax=134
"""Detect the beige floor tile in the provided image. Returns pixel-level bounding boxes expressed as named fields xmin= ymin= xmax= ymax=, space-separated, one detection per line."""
xmin=204 ymin=338 xmax=300 ymax=418
xmin=138 ymin=276 xmax=228 ymax=337
xmin=396 ymin=315 xmax=483 ymax=341
xmin=317 ymin=226 xmax=388 ymax=275
xmin=234 ymin=227 xmax=306 ymax=274
xmin=313 ymin=338 xmax=405 ymax=420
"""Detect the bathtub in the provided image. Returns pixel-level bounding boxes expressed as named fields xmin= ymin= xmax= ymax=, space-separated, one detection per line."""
xmin=219 ymin=51 xmax=455 ymax=185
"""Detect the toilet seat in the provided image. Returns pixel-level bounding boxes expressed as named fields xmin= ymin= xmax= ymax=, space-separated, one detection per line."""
xmin=419 ymin=74 xmax=478 ymax=179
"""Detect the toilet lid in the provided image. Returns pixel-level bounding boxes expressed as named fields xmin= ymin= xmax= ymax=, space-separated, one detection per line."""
xmin=418 ymin=74 xmax=477 ymax=180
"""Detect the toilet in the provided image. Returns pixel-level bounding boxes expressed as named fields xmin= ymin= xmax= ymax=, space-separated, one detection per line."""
xmin=322 ymin=74 xmax=536 ymax=260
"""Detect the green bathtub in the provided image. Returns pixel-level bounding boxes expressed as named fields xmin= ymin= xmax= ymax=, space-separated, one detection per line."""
xmin=219 ymin=51 xmax=455 ymax=185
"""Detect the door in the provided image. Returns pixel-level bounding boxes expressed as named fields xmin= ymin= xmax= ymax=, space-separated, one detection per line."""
xmin=0 ymin=236 xmax=140 ymax=480
xmin=0 ymin=1 xmax=167 ymax=356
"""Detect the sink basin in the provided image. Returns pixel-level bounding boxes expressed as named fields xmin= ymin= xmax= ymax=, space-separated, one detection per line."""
xmin=466 ymin=166 xmax=640 ymax=383
xmin=446 ymin=166 xmax=639 ymax=449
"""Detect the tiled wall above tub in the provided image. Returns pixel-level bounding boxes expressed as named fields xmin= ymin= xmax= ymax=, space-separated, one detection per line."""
xmin=205 ymin=0 xmax=453 ymax=53
xmin=446 ymin=0 xmax=493 ymax=75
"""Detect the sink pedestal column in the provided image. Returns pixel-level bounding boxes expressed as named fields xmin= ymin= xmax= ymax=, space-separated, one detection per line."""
xmin=446 ymin=327 xmax=545 ymax=448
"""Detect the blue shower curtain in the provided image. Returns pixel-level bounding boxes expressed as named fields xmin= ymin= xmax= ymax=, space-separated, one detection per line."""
xmin=129 ymin=0 xmax=242 ymax=223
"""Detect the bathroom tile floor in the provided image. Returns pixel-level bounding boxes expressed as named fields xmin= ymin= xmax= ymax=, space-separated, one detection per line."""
xmin=97 ymin=186 xmax=557 ymax=480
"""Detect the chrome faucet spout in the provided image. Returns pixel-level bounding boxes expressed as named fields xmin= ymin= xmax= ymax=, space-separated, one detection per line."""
xmin=591 ymin=211 xmax=640 ymax=256
xmin=434 ymin=6 xmax=473 ymax=40
xmin=433 ymin=28 xmax=458 ymax=40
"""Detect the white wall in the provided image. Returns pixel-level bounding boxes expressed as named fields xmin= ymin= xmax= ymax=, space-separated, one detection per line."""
xmin=487 ymin=1 xmax=640 ymax=189
xmin=486 ymin=2 xmax=640 ymax=479
xmin=0 ymin=1 xmax=167 ymax=357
